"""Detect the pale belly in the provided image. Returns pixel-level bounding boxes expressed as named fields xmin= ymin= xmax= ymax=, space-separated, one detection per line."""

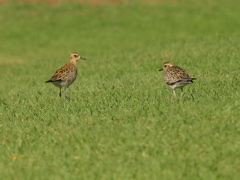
xmin=52 ymin=72 xmax=77 ymax=88
xmin=168 ymin=81 xmax=192 ymax=89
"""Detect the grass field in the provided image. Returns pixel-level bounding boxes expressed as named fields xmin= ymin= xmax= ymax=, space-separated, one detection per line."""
xmin=0 ymin=0 xmax=240 ymax=179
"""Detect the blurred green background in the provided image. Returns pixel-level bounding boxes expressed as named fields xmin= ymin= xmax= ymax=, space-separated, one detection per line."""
xmin=0 ymin=0 xmax=239 ymax=179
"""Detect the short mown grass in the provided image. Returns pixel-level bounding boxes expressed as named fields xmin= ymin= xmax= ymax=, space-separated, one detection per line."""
xmin=0 ymin=0 xmax=239 ymax=179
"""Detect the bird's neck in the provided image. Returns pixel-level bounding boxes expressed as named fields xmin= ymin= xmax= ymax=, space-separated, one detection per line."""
xmin=69 ymin=59 xmax=77 ymax=66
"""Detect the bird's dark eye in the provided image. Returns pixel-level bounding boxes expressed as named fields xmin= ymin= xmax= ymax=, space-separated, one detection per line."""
xmin=164 ymin=65 xmax=167 ymax=67
xmin=74 ymin=55 xmax=78 ymax=57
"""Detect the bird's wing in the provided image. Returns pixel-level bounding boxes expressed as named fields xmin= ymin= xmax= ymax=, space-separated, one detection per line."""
xmin=49 ymin=64 xmax=71 ymax=82
xmin=179 ymin=72 xmax=192 ymax=80
xmin=166 ymin=66 xmax=193 ymax=85
xmin=172 ymin=66 xmax=191 ymax=80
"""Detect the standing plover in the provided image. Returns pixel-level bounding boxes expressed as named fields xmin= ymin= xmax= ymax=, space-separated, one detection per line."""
xmin=159 ymin=62 xmax=196 ymax=98
xmin=46 ymin=52 xmax=86 ymax=99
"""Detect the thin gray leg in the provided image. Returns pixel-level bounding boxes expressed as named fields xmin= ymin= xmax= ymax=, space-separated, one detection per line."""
xmin=180 ymin=88 xmax=184 ymax=98
xmin=59 ymin=88 xmax=62 ymax=97
xmin=66 ymin=88 xmax=70 ymax=100
xmin=173 ymin=89 xmax=177 ymax=98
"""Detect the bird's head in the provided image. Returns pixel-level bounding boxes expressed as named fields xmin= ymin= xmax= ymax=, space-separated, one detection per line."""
xmin=69 ymin=52 xmax=86 ymax=63
xmin=159 ymin=62 xmax=174 ymax=71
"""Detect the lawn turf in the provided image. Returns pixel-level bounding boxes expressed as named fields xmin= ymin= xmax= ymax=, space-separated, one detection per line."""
xmin=0 ymin=0 xmax=240 ymax=179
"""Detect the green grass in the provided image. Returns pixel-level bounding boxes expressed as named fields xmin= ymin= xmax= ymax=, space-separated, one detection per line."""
xmin=0 ymin=0 xmax=240 ymax=179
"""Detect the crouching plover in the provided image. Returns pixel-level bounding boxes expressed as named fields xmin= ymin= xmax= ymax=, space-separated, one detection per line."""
xmin=46 ymin=52 xmax=86 ymax=99
xmin=159 ymin=62 xmax=196 ymax=98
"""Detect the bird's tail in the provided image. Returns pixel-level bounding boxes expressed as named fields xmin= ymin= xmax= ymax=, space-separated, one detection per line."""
xmin=45 ymin=80 xmax=52 ymax=83
xmin=46 ymin=79 xmax=61 ymax=83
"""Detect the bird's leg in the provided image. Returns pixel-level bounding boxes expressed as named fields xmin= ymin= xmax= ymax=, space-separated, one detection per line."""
xmin=172 ymin=89 xmax=177 ymax=98
xmin=66 ymin=87 xmax=70 ymax=100
xmin=180 ymin=88 xmax=184 ymax=98
xmin=59 ymin=88 xmax=62 ymax=97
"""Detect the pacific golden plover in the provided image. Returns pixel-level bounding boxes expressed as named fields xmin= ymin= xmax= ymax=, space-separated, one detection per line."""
xmin=159 ymin=62 xmax=196 ymax=98
xmin=46 ymin=52 xmax=86 ymax=99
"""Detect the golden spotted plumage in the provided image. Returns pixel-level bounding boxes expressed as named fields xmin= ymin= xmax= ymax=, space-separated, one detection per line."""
xmin=48 ymin=63 xmax=78 ymax=86
xmin=46 ymin=52 xmax=86 ymax=99
xmin=159 ymin=62 xmax=196 ymax=98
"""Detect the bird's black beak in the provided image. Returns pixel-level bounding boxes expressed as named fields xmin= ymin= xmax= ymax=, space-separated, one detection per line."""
xmin=159 ymin=68 xmax=163 ymax=71
xmin=80 ymin=57 xmax=86 ymax=60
